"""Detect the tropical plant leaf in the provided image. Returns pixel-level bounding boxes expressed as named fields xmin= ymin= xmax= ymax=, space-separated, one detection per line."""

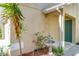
xmin=0 ymin=3 xmax=24 ymax=39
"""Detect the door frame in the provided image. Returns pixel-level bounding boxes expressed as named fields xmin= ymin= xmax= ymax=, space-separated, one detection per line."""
xmin=65 ymin=13 xmax=76 ymax=43
xmin=65 ymin=20 xmax=72 ymax=42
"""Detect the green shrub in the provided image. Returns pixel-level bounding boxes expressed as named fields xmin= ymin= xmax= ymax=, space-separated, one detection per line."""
xmin=52 ymin=47 xmax=64 ymax=56
xmin=0 ymin=45 xmax=11 ymax=56
xmin=35 ymin=32 xmax=47 ymax=49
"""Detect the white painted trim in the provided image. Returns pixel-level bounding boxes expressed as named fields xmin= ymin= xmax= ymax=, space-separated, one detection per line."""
xmin=0 ymin=7 xmax=11 ymax=47
xmin=43 ymin=3 xmax=71 ymax=14
xmin=0 ymin=19 xmax=11 ymax=47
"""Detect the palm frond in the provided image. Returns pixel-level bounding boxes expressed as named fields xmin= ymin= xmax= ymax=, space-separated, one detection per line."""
xmin=0 ymin=3 xmax=24 ymax=39
xmin=0 ymin=3 xmax=24 ymax=55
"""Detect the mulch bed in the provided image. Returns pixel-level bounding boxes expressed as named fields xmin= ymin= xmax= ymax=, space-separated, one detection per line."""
xmin=22 ymin=47 xmax=49 ymax=56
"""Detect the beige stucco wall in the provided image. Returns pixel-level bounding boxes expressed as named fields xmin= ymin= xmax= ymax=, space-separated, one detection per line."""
xmin=46 ymin=3 xmax=79 ymax=43
xmin=64 ymin=3 xmax=79 ymax=43
xmin=11 ymin=3 xmax=60 ymax=56
xmin=44 ymin=13 xmax=59 ymax=40
xmin=11 ymin=4 xmax=47 ymax=56
xmin=11 ymin=3 xmax=79 ymax=55
xmin=46 ymin=3 xmax=79 ymax=44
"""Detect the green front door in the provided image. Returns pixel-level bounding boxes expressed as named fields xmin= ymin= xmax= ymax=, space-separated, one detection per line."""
xmin=65 ymin=20 xmax=72 ymax=42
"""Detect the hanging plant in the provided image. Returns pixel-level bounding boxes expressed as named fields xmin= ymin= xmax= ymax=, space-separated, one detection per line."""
xmin=0 ymin=3 xmax=24 ymax=56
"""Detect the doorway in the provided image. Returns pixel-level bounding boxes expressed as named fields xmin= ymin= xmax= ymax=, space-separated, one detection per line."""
xmin=65 ymin=20 xmax=72 ymax=42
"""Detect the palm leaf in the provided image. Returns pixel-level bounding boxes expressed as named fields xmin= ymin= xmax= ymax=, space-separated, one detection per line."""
xmin=0 ymin=3 xmax=24 ymax=55
xmin=0 ymin=3 xmax=24 ymax=38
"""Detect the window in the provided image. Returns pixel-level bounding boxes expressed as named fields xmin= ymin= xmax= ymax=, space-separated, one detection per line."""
xmin=0 ymin=23 xmax=4 ymax=40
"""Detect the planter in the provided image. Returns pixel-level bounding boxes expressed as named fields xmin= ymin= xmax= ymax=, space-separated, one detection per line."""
xmin=22 ymin=47 xmax=48 ymax=56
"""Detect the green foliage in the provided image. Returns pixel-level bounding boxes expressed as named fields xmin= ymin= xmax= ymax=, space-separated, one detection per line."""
xmin=52 ymin=47 xmax=64 ymax=56
xmin=0 ymin=3 xmax=24 ymax=19
xmin=0 ymin=45 xmax=11 ymax=56
xmin=0 ymin=26 xmax=2 ymax=39
xmin=0 ymin=47 xmax=4 ymax=56
xmin=0 ymin=3 xmax=24 ymax=55
xmin=0 ymin=3 xmax=24 ymax=39
xmin=35 ymin=32 xmax=47 ymax=49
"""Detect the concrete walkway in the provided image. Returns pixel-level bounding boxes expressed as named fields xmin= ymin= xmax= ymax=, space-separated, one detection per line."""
xmin=63 ymin=45 xmax=79 ymax=56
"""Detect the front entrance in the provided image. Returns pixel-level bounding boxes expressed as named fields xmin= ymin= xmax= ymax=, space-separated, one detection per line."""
xmin=65 ymin=20 xmax=72 ymax=42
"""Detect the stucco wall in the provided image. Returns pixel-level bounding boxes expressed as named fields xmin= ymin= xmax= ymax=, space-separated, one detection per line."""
xmin=11 ymin=3 xmax=79 ymax=55
xmin=11 ymin=4 xmax=46 ymax=55
xmin=44 ymin=13 xmax=60 ymax=40
xmin=64 ymin=3 xmax=79 ymax=43
xmin=46 ymin=3 xmax=79 ymax=43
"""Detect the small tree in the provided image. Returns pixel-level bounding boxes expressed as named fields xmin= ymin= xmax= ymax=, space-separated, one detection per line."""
xmin=0 ymin=3 xmax=24 ymax=56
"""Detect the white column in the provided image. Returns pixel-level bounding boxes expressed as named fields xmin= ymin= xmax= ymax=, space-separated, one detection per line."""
xmin=58 ymin=9 xmax=65 ymax=49
xmin=0 ymin=7 xmax=11 ymax=47
xmin=0 ymin=7 xmax=11 ymax=55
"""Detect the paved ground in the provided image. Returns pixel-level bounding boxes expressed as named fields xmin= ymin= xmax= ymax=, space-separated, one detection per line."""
xmin=63 ymin=45 xmax=79 ymax=56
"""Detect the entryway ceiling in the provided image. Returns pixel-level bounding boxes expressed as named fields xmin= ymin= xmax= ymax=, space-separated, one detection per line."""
xmin=29 ymin=3 xmax=60 ymax=10
xmin=22 ymin=3 xmax=61 ymax=10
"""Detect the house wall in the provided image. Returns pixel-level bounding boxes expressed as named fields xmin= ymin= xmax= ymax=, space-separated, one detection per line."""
xmin=64 ymin=3 xmax=79 ymax=43
xmin=11 ymin=4 xmax=60 ymax=56
xmin=11 ymin=4 xmax=46 ymax=55
xmin=11 ymin=3 xmax=79 ymax=55
xmin=46 ymin=3 xmax=79 ymax=43
xmin=44 ymin=13 xmax=60 ymax=40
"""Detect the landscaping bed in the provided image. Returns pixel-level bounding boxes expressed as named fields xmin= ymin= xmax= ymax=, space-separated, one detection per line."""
xmin=22 ymin=47 xmax=48 ymax=56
